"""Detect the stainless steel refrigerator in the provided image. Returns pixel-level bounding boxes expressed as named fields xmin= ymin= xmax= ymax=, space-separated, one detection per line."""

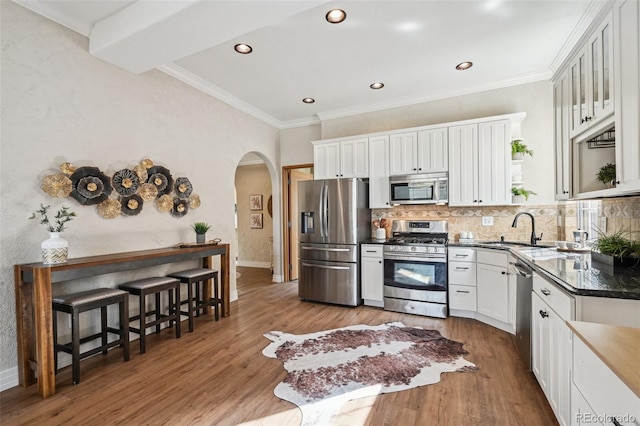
xmin=298 ymin=178 xmax=370 ymax=306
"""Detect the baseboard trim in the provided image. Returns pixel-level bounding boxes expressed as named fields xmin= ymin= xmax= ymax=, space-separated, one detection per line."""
xmin=0 ymin=367 xmax=19 ymax=392
xmin=236 ymin=260 xmax=271 ymax=268
xmin=271 ymin=274 xmax=283 ymax=283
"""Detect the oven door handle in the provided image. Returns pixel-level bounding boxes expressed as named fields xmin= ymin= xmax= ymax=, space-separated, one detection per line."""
xmin=383 ymin=255 xmax=446 ymax=262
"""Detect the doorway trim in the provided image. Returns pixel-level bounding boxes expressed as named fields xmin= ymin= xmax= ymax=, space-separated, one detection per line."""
xmin=282 ymin=163 xmax=313 ymax=282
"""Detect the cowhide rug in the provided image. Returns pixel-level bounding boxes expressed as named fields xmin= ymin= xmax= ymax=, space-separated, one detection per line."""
xmin=262 ymin=321 xmax=477 ymax=425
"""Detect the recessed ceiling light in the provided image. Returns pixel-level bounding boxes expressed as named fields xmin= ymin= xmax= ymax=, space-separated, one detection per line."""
xmin=302 ymin=98 xmax=315 ymax=104
xmin=370 ymin=82 xmax=384 ymax=89
xmin=326 ymin=9 xmax=346 ymax=24
xmin=456 ymin=61 xmax=473 ymax=70
xmin=234 ymin=43 xmax=253 ymax=54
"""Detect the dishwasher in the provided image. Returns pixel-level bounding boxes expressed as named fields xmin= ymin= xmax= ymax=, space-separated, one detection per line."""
xmin=512 ymin=261 xmax=533 ymax=371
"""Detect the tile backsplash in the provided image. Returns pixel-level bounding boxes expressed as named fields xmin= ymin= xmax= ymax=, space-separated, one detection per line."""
xmin=372 ymin=195 xmax=640 ymax=243
xmin=372 ymin=204 xmax=559 ymax=243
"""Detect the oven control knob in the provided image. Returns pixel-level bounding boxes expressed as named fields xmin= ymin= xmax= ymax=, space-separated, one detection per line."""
xmin=411 ymin=246 xmax=416 ymax=252
xmin=427 ymin=247 xmax=435 ymax=253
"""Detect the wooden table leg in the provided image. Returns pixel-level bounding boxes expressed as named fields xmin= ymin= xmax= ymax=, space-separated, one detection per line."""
xmin=33 ymin=268 xmax=56 ymax=398
xmin=14 ymin=266 xmax=35 ymax=387
xmin=220 ymin=244 xmax=229 ymax=317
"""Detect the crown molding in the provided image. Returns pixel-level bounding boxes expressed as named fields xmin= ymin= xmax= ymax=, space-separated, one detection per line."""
xmin=315 ymin=72 xmax=550 ymax=122
xmin=158 ymin=63 xmax=284 ymax=129
xmin=13 ymin=0 xmax=92 ymax=36
xmin=549 ymin=0 xmax=615 ymax=77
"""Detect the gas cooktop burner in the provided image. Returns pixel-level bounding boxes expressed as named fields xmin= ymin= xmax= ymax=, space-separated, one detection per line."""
xmin=387 ymin=236 xmax=448 ymax=245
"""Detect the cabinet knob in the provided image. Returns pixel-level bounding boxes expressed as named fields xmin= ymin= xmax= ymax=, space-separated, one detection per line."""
xmin=541 ymin=288 xmax=551 ymax=296
xmin=563 ymin=190 xmax=569 ymax=194
xmin=478 ymin=200 xmax=483 ymax=203
xmin=418 ymin=168 xmax=422 ymax=171
xmin=501 ymin=271 xmax=507 ymax=275
xmin=615 ymin=181 xmax=620 ymax=185
xmin=378 ymin=261 xmax=382 ymax=264
xmin=473 ymin=200 xmax=477 ymax=203
xmin=413 ymin=168 xmax=417 ymax=171
xmin=539 ymin=310 xmax=549 ymax=318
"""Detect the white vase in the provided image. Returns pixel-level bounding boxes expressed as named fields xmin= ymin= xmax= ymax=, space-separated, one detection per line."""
xmin=512 ymin=195 xmax=525 ymax=205
xmin=41 ymin=232 xmax=68 ymax=264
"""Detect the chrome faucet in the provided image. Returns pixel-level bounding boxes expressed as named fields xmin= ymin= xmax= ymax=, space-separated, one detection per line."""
xmin=511 ymin=212 xmax=542 ymax=245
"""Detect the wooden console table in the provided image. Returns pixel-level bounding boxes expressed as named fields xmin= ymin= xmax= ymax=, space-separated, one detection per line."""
xmin=14 ymin=243 xmax=230 ymax=398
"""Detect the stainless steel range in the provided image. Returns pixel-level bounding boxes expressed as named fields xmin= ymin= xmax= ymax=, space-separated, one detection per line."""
xmin=383 ymin=220 xmax=448 ymax=318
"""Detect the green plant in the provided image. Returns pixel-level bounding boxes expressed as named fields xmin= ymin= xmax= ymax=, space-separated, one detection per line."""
xmin=511 ymin=187 xmax=537 ymax=200
xmin=191 ymin=222 xmax=211 ymax=234
xmin=29 ymin=203 xmax=76 ymax=232
xmin=511 ymin=139 xmax=533 ymax=157
xmin=596 ymin=163 xmax=616 ymax=185
xmin=592 ymin=229 xmax=639 ymax=259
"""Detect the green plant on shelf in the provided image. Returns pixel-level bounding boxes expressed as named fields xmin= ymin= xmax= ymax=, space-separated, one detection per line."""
xmin=511 ymin=139 xmax=533 ymax=158
xmin=595 ymin=163 xmax=616 ymax=186
xmin=511 ymin=187 xmax=537 ymax=201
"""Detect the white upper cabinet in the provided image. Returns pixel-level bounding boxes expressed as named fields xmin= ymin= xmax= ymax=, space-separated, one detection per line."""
xmin=389 ymin=128 xmax=448 ymax=176
xmin=368 ymin=135 xmax=391 ymax=208
xmin=313 ymin=142 xmax=340 ymax=180
xmin=553 ymin=71 xmax=572 ymax=200
xmin=449 ymin=119 xmax=511 ymax=206
xmin=614 ymin=0 xmax=640 ymax=193
xmin=389 ymin=132 xmax=418 ymax=175
xmin=417 ymin=128 xmax=448 ymax=173
xmin=569 ymin=11 xmax=614 ymax=139
xmin=313 ymin=138 xmax=368 ymax=180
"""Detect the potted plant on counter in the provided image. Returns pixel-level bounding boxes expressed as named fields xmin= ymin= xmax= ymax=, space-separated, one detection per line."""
xmin=191 ymin=222 xmax=211 ymax=244
xmin=511 ymin=139 xmax=534 ymax=160
xmin=591 ymin=229 xmax=640 ymax=268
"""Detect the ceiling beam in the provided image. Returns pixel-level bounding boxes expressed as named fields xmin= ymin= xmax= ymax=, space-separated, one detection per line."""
xmin=89 ymin=0 xmax=327 ymax=74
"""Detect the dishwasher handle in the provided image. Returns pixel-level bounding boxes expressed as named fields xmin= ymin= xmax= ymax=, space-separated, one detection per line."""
xmin=512 ymin=261 xmax=532 ymax=279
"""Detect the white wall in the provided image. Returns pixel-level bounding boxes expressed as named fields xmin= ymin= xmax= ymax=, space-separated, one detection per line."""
xmin=279 ymin=80 xmax=555 ymax=204
xmin=0 ymin=2 xmax=280 ymax=379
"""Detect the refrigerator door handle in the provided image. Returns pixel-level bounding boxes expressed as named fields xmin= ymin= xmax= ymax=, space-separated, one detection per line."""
xmin=322 ymin=183 xmax=329 ymax=239
xmin=300 ymin=246 xmax=351 ymax=252
xmin=318 ymin=183 xmax=326 ymax=238
xmin=301 ymin=262 xmax=351 ymax=271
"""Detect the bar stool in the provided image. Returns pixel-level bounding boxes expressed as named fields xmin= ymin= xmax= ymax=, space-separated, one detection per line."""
xmin=52 ymin=288 xmax=130 ymax=385
xmin=168 ymin=268 xmax=219 ymax=332
xmin=118 ymin=277 xmax=181 ymax=354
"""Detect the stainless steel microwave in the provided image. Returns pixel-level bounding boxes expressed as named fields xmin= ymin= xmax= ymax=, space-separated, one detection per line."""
xmin=389 ymin=172 xmax=448 ymax=205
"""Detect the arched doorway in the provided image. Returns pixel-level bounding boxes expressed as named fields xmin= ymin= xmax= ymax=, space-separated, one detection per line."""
xmin=233 ymin=152 xmax=281 ymax=284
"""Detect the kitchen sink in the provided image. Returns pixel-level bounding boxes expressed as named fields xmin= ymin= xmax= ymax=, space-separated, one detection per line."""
xmin=480 ymin=241 xmax=553 ymax=249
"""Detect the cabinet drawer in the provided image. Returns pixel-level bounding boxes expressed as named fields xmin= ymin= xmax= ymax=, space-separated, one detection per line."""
xmin=573 ymin=337 xmax=640 ymax=425
xmin=533 ymin=274 xmax=574 ymax=320
xmin=448 ymin=247 xmax=476 ymax=262
xmin=476 ymin=249 xmax=508 ymax=267
xmin=448 ymin=261 xmax=477 ymax=286
xmin=449 ymin=285 xmax=477 ymax=311
xmin=361 ymin=244 xmax=383 ymax=257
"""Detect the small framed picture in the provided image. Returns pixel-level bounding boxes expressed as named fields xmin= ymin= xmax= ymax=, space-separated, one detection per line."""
xmin=249 ymin=194 xmax=263 ymax=211
xmin=250 ymin=213 xmax=263 ymax=229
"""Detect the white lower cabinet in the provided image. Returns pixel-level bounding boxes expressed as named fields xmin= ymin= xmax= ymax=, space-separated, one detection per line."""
xmin=449 ymin=285 xmax=477 ymax=311
xmin=360 ymin=244 xmax=383 ymax=307
xmin=476 ymin=250 xmax=509 ymax=324
xmin=571 ymin=334 xmax=640 ymax=426
xmin=531 ymin=273 xmax=574 ymax=426
xmin=448 ymin=247 xmax=477 ymax=312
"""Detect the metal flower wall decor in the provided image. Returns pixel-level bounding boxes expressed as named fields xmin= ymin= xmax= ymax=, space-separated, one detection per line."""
xmin=40 ymin=159 xmax=202 ymax=219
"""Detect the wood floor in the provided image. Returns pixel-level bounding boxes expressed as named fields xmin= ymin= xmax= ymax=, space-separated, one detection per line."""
xmin=1 ymin=267 xmax=557 ymax=425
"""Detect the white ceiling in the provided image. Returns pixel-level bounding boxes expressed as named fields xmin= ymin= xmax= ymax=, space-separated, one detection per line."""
xmin=15 ymin=0 xmax=606 ymax=129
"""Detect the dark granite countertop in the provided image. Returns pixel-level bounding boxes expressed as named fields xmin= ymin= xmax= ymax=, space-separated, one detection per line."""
xmin=450 ymin=242 xmax=640 ymax=300
xmin=360 ymin=238 xmax=388 ymax=245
